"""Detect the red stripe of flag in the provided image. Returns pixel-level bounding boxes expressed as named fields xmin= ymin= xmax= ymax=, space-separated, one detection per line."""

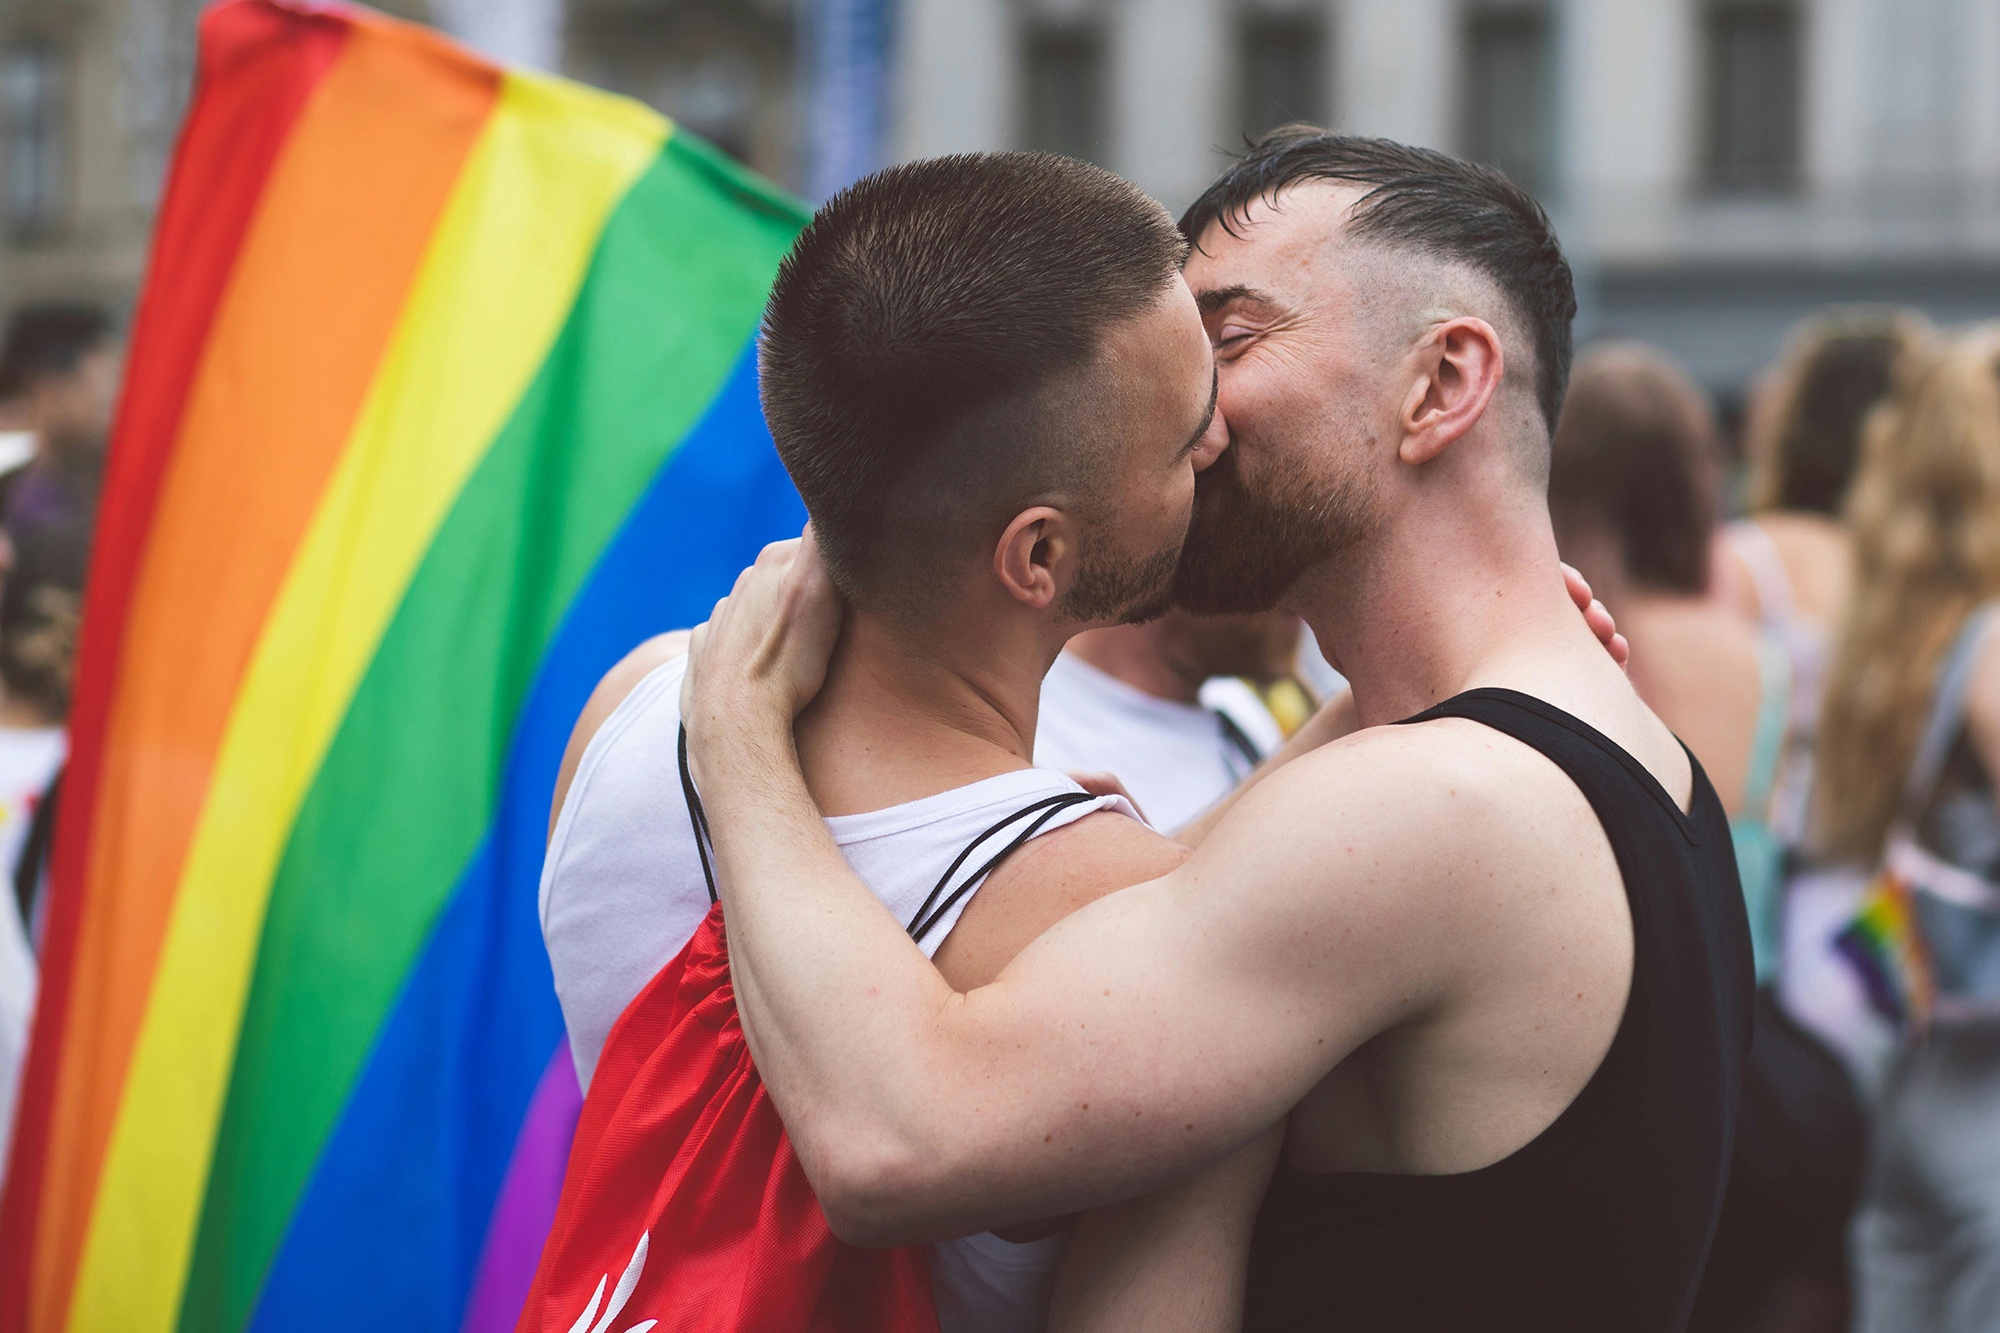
xmin=0 ymin=4 xmax=352 ymax=1325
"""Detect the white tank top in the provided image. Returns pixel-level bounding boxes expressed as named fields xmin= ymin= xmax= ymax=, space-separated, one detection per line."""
xmin=540 ymin=653 xmax=1131 ymax=1333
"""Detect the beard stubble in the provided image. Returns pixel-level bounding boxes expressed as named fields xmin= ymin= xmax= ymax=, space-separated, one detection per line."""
xmin=1171 ymin=435 xmax=1379 ymax=616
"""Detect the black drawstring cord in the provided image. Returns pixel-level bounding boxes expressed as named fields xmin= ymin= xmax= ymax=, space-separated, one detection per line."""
xmin=906 ymin=793 xmax=1096 ymax=945
xmin=678 ymin=724 xmax=718 ymax=905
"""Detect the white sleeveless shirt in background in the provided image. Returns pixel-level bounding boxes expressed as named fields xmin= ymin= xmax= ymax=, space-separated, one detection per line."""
xmin=540 ymin=653 xmax=1131 ymax=1333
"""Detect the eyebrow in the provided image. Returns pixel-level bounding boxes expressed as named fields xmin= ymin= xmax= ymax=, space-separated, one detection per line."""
xmin=1196 ymin=284 xmax=1275 ymax=315
xmin=1182 ymin=366 xmax=1220 ymax=456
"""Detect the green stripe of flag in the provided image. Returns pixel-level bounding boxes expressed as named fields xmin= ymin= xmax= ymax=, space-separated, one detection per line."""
xmin=180 ymin=133 xmax=806 ymax=1333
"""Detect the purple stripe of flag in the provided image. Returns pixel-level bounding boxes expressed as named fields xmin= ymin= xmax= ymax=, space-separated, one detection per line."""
xmin=461 ymin=1038 xmax=584 ymax=1333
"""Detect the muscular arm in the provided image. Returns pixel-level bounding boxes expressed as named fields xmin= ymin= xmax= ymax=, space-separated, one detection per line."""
xmin=692 ymin=702 xmax=1461 ymax=1244
xmin=680 ymin=540 xmax=1609 ymax=1246
xmin=1049 ymin=1128 xmax=1282 ymax=1333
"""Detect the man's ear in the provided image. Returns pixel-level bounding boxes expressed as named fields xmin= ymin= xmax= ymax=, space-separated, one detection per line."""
xmin=994 ymin=505 xmax=1071 ymax=610
xmin=1398 ymin=316 xmax=1504 ymax=466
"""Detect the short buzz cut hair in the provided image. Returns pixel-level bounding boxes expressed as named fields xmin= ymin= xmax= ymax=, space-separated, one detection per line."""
xmin=1180 ymin=127 xmax=1577 ymax=434
xmin=759 ymin=152 xmax=1188 ymax=606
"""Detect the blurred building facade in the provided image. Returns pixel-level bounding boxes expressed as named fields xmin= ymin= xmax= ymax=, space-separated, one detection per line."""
xmin=897 ymin=0 xmax=2000 ymax=395
xmin=0 ymin=0 xmax=796 ymax=317
xmin=2 ymin=0 xmax=1996 ymax=398
xmin=0 ymin=0 xmax=188 ymax=310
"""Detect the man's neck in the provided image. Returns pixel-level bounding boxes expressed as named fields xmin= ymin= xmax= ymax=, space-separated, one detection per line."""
xmin=1296 ymin=484 xmax=1612 ymax=730
xmin=1063 ymin=622 xmax=1203 ymax=705
xmin=793 ymin=603 xmax=1064 ymax=817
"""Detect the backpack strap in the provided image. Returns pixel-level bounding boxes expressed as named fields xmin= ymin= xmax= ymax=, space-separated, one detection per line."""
xmin=906 ymin=791 xmax=1097 ymax=945
xmin=1898 ymin=603 xmax=2000 ymax=825
xmin=1742 ymin=632 xmax=1792 ymax=823
xmin=678 ymin=724 xmax=718 ymax=905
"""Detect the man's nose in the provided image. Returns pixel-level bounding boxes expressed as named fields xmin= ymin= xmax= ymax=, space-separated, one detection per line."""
xmin=1191 ymin=402 xmax=1230 ymax=473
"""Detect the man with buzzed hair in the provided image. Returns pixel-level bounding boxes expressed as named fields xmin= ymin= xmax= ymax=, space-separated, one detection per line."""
xmin=537 ymin=149 xmax=1227 ymax=1332
xmin=680 ymin=128 xmax=1751 ymax=1331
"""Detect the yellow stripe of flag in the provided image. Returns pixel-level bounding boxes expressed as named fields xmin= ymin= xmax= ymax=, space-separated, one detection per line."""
xmin=68 ymin=73 xmax=666 ymax=1333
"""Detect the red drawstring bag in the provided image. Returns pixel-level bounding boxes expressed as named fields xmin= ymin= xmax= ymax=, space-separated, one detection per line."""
xmin=521 ymin=729 xmax=1096 ymax=1333
xmin=517 ymin=899 xmax=940 ymax=1333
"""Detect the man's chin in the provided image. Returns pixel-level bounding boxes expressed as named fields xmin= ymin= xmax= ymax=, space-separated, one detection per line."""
xmin=1170 ymin=561 xmax=1295 ymax=617
xmin=1115 ymin=594 xmax=1176 ymax=627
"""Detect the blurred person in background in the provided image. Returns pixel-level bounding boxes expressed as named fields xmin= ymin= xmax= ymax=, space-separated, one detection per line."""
xmin=0 ymin=520 xmax=80 ymax=1193
xmin=0 ymin=303 xmax=117 ymax=592
xmin=1034 ymin=610 xmax=1304 ymax=831
xmin=1552 ymin=344 xmax=1784 ymax=929
xmin=1815 ymin=328 xmax=2000 ymax=1333
xmin=0 ymin=302 xmax=105 ymax=1193
xmin=1551 ymin=342 xmax=1860 ymax=1333
xmin=1715 ymin=308 xmax=1933 ymax=847
xmin=0 ymin=363 xmax=36 ymax=491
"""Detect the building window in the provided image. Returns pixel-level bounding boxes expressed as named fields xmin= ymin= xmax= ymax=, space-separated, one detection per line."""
xmin=1461 ymin=3 xmax=1554 ymax=197
xmin=1239 ymin=12 xmax=1328 ymax=144
xmin=0 ymin=44 xmax=62 ymax=239
xmin=1022 ymin=22 xmax=1107 ymax=165
xmin=1702 ymin=1 xmax=1801 ymax=193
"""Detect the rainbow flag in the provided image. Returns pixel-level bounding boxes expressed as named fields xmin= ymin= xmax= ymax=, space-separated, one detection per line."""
xmin=1837 ymin=867 xmax=1935 ymax=1030
xmin=0 ymin=3 xmax=808 ymax=1330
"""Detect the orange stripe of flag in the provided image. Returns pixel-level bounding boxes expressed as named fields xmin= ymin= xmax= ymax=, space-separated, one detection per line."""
xmin=29 ymin=21 xmax=499 ymax=1328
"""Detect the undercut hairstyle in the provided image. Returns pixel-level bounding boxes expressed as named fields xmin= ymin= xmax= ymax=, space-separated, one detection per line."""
xmin=1550 ymin=342 xmax=1720 ymax=595
xmin=1181 ymin=126 xmax=1577 ymax=434
xmin=759 ymin=152 xmax=1188 ymax=606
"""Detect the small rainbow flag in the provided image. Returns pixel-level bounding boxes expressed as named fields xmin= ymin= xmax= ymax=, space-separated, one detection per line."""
xmin=1836 ymin=869 xmax=1935 ymax=1030
xmin=0 ymin=3 xmax=808 ymax=1330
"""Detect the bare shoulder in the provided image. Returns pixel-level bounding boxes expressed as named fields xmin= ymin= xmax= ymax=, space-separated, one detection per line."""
xmin=547 ymin=630 xmax=692 ymax=841
xmin=1188 ymin=718 xmax=1615 ymax=978
xmin=932 ymin=810 xmax=1190 ymax=992
xmin=1209 ymin=718 xmax=1568 ymax=860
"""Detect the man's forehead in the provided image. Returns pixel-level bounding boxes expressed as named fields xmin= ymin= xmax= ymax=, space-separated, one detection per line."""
xmin=1185 ymin=179 xmax=1374 ymax=303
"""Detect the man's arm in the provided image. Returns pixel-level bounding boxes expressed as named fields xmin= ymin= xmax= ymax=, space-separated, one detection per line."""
xmin=682 ymin=545 xmax=1474 ymax=1243
xmin=1048 ymin=1129 xmax=1282 ymax=1333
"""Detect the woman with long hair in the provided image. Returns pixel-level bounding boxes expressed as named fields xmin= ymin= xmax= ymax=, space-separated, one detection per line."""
xmin=1716 ymin=308 xmax=1932 ymax=846
xmin=1815 ymin=329 xmax=2000 ymax=1330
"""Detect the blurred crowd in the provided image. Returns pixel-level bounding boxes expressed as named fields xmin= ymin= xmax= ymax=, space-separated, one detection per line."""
xmin=1551 ymin=310 xmax=2000 ymax=1332
xmin=0 ymin=282 xmax=1999 ymax=1333
xmin=0 ymin=302 xmax=116 ymax=1180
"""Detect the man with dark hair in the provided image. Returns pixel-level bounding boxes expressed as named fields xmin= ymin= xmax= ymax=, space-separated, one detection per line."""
xmin=678 ymin=127 xmax=1751 ymax=1331
xmin=538 ymin=150 xmax=1228 ymax=1331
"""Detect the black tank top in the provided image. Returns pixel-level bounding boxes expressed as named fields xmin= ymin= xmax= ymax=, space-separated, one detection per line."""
xmin=1245 ymin=689 xmax=1754 ymax=1333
